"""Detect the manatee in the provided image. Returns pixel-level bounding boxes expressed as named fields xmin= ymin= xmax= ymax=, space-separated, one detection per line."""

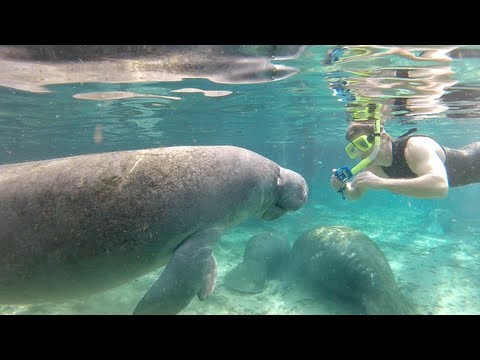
xmin=0 ymin=145 xmax=308 ymax=314
xmin=224 ymin=232 xmax=291 ymax=293
xmin=426 ymin=208 xmax=456 ymax=235
xmin=289 ymin=226 xmax=417 ymax=315
xmin=0 ymin=45 xmax=305 ymax=93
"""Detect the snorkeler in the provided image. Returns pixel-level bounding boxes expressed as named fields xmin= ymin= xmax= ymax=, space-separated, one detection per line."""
xmin=330 ymin=122 xmax=480 ymax=200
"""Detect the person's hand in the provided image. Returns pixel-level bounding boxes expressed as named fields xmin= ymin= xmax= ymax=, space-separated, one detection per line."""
xmin=330 ymin=169 xmax=346 ymax=191
xmin=350 ymin=171 xmax=385 ymax=191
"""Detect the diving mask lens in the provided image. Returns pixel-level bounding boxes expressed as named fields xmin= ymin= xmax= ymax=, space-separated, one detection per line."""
xmin=345 ymin=134 xmax=373 ymax=159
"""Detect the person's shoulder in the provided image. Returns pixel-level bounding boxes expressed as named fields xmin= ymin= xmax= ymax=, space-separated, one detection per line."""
xmin=407 ymin=135 xmax=442 ymax=150
xmin=406 ymin=136 xmax=446 ymax=162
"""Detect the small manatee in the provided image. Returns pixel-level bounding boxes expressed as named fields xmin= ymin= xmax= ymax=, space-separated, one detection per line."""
xmin=224 ymin=232 xmax=290 ymax=293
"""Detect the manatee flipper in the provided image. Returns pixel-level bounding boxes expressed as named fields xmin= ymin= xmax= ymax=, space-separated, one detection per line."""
xmin=224 ymin=260 xmax=267 ymax=294
xmin=197 ymin=254 xmax=217 ymax=300
xmin=133 ymin=227 xmax=221 ymax=315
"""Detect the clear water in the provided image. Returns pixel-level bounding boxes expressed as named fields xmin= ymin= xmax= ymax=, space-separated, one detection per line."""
xmin=1 ymin=45 xmax=479 ymax=315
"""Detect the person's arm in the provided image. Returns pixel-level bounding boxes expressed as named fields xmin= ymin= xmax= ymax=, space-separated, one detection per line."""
xmin=354 ymin=173 xmax=448 ymax=198
xmin=342 ymin=181 xmax=367 ymax=200
xmin=351 ymin=139 xmax=449 ymax=199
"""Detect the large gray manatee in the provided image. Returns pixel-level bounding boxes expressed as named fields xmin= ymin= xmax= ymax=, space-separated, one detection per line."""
xmin=289 ymin=226 xmax=417 ymax=315
xmin=0 ymin=145 xmax=308 ymax=314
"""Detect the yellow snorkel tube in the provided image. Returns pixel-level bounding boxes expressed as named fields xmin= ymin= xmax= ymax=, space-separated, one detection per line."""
xmin=334 ymin=116 xmax=382 ymax=199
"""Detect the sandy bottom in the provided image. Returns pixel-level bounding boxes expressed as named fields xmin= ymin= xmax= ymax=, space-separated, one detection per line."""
xmin=1 ymin=205 xmax=479 ymax=315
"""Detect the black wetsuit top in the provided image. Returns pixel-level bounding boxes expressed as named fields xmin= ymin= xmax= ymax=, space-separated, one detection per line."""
xmin=380 ymin=135 xmax=480 ymax=187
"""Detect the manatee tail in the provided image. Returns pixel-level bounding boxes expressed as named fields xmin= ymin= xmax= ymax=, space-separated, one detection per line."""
xmin=224 ymin=260 xmax=268 ymax=294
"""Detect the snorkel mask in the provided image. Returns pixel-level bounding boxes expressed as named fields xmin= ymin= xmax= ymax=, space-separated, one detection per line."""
xmin=334 ymin=117 xmax=382 ymax=198
xmin=345 ymin=134 xmax=374 ymax=159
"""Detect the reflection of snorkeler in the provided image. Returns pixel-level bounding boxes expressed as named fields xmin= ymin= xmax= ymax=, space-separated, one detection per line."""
xmin=330 ymin=122 xmax=480 ymax=200
xmin=325 ymin=45 xmax=458 ymax=122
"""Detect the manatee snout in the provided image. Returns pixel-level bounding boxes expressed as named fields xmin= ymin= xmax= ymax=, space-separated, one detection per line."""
xmin=261 ymin=167 xmax=307 ymax=221
xmin=262 ymin=167 xmax=308 ymax=220
xmin=277 ymin=167 xmax=308 ymax=211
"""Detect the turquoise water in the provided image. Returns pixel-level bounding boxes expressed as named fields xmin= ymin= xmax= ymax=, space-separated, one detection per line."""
xmin=0 ymin=45 xmax=479 ymax=314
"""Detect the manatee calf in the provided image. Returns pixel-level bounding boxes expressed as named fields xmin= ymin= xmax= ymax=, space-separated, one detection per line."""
xmin=224 ymin=232 xmax=291 ymax=293
xmin=289 ymin=226 xmax=417 ymax=315
xmin=0 ymin=145 xmax=308 ymax=314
